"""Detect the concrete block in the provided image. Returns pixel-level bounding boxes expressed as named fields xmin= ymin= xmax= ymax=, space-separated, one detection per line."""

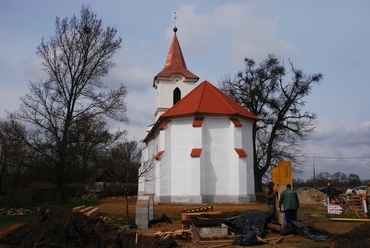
xmin=135 ymin=195 xmax=154 ymax=229
xmin=196 ymin=226 xmax=228 ymax=237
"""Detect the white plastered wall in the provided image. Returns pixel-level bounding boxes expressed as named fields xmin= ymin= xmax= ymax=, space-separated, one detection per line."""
xmin=141 ymin=115 xmax=255 ymax=203
xmin=154 ymin=75 xmax=197 ymax=119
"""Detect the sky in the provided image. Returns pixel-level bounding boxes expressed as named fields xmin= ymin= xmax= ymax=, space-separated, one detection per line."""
xmin=1 ymin=0 xmax=369 ymax=182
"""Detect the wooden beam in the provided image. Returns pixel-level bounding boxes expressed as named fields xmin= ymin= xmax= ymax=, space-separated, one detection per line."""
xmin=85 ymin=207 xmax=100 ymax=217
xmin=330 ymin=218 xmax=370 ymax=222
xmin=72 ymin=205 xmax=86 ymax=212
xmin=79 ymin=206 xmax=94 ymax=214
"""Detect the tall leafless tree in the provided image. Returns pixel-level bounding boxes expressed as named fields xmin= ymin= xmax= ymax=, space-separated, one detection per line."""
xmin=10 ymin=5 xmax=128 ymax=203
xmin=220 ymin=54 xmax=323 ymax=192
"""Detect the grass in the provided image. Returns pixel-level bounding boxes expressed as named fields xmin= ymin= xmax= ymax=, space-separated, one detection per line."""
xmin=299 ymin=209 xmax=355 ymax=221
xmin=0 ymin=197 xmax=101 ymax=229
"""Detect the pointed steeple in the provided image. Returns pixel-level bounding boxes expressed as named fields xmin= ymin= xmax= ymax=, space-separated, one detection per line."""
xmin=153 ymin=27 xmax=199 ymax=86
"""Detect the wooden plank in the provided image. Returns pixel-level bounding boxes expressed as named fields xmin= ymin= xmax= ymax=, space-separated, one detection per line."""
xmin=183 ymin=211 xmax=223 ymax=216
xmin=73 ymin=205 xmax=86 ymax=212
xmin=150 ymin=229 xmax=192 ymax=236
xmin=194 ymin=240 xmax=235 ymax=245
xmin=275 ymin=237 xmax=284 ymax=244
xmin=257 ymin=237 xmax=269 ymax=244
xmin=264 ymin=235 xmax=294 ymax=241
xmin=330 ymin=218 xmax=370 ymax=222
xmin=191 ymin=224 xmax=201 ymax=242
xmin=181 ymin=211 xmax=223 ymax=220
xmin=85 ymin=207 xmax=100 ymax=217
xmin=79 ymin=206 xmax=94 ymax=214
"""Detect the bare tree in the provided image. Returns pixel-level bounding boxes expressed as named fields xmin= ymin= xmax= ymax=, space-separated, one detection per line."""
xmin=331 ymin=172 xmax=348 ymax=186
xmin=315 ymin=172 xmax=332 ymax=186
xmin=219 ymin=54 xmax=323 ymax=192
xmin=10 ymin=5 xmax=128 ymax=203
xmin=106 ymin=140 xmax=142 ymax=217
xmin=0 ymin=118 xmax=32 ymax=194
xmin=348 ymin=173 xmax=361 ymax=187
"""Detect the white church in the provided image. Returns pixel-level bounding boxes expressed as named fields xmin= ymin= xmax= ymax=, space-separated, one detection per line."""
xmin=138 ymin=27 xmax=259 ymax=204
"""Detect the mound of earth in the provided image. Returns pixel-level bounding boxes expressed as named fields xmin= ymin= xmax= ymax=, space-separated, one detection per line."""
xmin=0 ymin=210 xmax=178 ymax=248
xmin=330 ymin=222 xmax=370 ymax=248
xmin=297 ymin=188 xmax=327 ymax=206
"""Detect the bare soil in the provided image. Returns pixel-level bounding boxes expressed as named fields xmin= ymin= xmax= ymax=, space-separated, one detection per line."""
xmin=0 ymin=189 xmax=369 ymax=247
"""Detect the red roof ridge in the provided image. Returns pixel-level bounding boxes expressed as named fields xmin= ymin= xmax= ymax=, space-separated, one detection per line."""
xmin=161 ymin=80 xmax=259 ymax=120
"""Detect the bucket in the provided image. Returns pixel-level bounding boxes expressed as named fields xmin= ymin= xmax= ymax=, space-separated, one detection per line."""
xmin=279 ymin=204 xmax=286 ymax=226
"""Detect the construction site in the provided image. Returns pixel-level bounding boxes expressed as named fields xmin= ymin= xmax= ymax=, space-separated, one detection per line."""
xmin=1 ymin=161 xmax=369 ymax=247
xmin=1 ymin=182 xmax=369 ymax=247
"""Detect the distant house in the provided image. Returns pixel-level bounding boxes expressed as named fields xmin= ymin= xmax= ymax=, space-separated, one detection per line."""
xmin=84 ymin=169 xmax=121 ymax=196
xmin=138 ymin=27 xmax=258 ymax=204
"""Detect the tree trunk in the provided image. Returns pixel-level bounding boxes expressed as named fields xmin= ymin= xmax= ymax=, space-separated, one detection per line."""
xmin=254 ymin=165 xmax=264 ymax=192
xmin=0 ymin=172 xmax=3 ymax=196
xmin=123 ymin=193 xmax=129 ymax=218
xmin=56 ymin=160 xmax=65 ymax=204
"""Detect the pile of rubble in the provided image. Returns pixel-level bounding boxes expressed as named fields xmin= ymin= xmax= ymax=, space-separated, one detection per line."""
xmin=0 ymin=210 xmax=178 ymax=248
xmin=0 ymin=208 xmax=32 ymax=216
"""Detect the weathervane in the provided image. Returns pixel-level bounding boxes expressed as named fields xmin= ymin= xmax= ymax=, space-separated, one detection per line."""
xmin=174 ymin=12 xmax=177 ymax=27
xmin=173 ymin=12 xmax=178 ymax=32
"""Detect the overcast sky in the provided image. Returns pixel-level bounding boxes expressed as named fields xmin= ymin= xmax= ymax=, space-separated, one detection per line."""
xmin=1 ymin=0 xmax=369 ymax=182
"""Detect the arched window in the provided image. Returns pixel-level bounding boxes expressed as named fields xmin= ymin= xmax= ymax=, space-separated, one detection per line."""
xmin=173 ymin=87 xmax=181 ymax=105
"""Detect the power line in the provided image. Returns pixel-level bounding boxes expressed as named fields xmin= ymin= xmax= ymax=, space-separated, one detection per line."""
xmin=302 ymin=156 xmax=370 ymax=159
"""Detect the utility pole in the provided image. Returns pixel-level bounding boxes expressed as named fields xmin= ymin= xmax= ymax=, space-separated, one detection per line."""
xmin=313 ymin=156 xmax=316 ymax=188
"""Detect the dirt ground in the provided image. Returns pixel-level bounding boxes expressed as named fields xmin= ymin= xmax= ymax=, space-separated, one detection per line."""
xmin=1 ymin=189 xmax=369 ymax=247
xmin=96 ymin=189 xmax=370 ymax=247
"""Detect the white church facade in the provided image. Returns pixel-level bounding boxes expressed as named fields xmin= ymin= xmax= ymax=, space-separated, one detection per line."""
xmin=138 ymin=27 xmax=258 ymax=203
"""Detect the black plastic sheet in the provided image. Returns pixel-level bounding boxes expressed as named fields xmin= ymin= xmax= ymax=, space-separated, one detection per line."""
xmin=224 ymin=210 xmax=331 ymax=246
xmin=284 ymin=220 xmax=331 ymax=242
xmin=224 ymin=210 xmax=273 ymax=246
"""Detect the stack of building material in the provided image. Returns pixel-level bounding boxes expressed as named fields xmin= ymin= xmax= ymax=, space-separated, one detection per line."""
xmin=73 ymin=205 xmax=100 ymax=217
xmin=340 ymin=194 xmax=366 ymax=218
xmin=181 ymin=205 xmax=213 ymax=213
xmin=181 ymin=211 xmax=226 ymax=227
xmin=150 ymin=229 xmax=192 ymax=240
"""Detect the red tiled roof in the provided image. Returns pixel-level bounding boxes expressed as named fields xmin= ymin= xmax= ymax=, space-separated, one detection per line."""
xmin=153 ymin=28 xmax=199 ymax=86
xmin=161 ymin=80 xmax=259 ymax=120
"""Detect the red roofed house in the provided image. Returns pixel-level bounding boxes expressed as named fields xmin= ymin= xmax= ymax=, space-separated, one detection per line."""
xmin=138 ymin=27 xmax=259 ymax=203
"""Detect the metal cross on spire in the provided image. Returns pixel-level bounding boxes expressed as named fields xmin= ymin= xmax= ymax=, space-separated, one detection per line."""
xmin=174 ymin=12 xmax=177 ymax=27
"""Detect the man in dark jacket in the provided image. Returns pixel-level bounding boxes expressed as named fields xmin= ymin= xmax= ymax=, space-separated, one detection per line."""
xmin=279 ymin=184 xmax=299 ymax=224
xmin=265 ymin=181 xmax=277 ymax=219
xmin=326 ymin=180 xmax=335 ymax=203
